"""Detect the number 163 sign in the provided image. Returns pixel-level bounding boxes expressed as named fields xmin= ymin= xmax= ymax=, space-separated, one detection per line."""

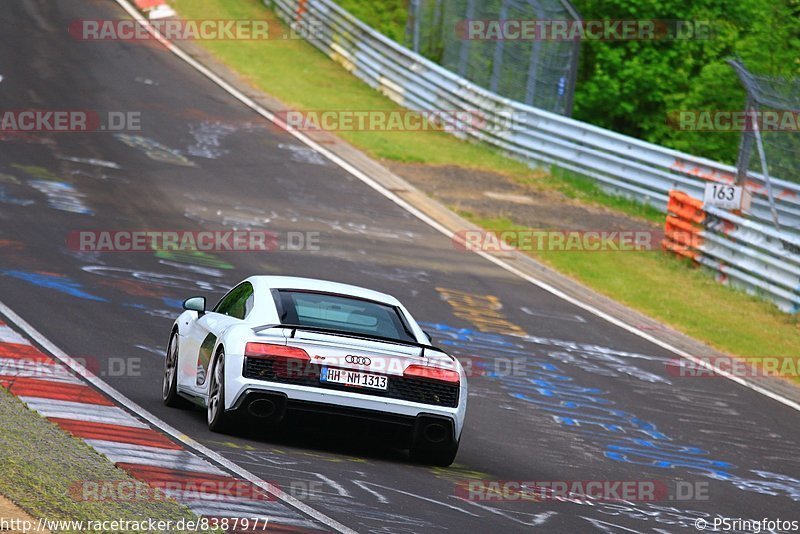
xmin=703 ymin=183 xmax=752 ymax=211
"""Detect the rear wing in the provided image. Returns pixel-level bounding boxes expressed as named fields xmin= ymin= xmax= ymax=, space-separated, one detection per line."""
xmin=252 ymin=323 xmax=452 ymax=360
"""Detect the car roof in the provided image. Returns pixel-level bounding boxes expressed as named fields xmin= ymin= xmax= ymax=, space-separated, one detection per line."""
xmin=245 ymin=276 xmax=402 ymax=306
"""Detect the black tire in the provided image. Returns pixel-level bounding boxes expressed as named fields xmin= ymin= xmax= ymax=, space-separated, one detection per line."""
xmin=163 ymin=332 xmax=188 ymax=408
xmin=410 ymin=440 xmax=460 ymax=467
xmin=207 ymin=349 xmax=233 ymax=433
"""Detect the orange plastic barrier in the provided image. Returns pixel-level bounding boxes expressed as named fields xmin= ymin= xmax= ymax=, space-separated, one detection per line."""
xmin=297 ymin=0 xmax=308 ymax=19
xmin=134 ymin=0 xmax=165 ymax=9
xmin=662 ymin=190 xmax=705 ymax=260
xmin=666 ymin=190 xmax=706 ymax=224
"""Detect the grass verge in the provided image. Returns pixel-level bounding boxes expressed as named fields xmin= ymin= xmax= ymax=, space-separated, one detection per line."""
xmin=170 ymin=0 xmax=800 ymax=366
xmin=0 ymin=387 xmax=204 ymax=533
xmin=463 ymin=214 xmax=800 ymax=368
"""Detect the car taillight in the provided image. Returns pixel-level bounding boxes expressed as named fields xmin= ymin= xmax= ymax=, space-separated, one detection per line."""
xmin=404 ymin=364 xmax=460 ymax=383
xmin=245 ymin=343 xmax=310 ymax=361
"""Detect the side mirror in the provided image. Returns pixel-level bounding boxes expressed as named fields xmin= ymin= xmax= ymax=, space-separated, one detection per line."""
xmin=423 ymin=330 xmax=434 ymax=344
xmin=183 ymin=297 xmax=206 ymax=316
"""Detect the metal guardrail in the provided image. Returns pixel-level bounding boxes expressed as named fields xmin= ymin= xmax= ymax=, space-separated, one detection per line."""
xmin=701 ymin=207 xmax=800 ymax=313
xmin=664 ymin=191 xmax=800 ymax=313
xmin=272 ymin=0 xmax=800 ymax=231
xmin=271 ymin=0 xmax=800 ymax=312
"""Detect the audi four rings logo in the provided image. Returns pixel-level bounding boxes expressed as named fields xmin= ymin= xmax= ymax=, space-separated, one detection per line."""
xmin=345 ymin=355 xmax=371 ymax=365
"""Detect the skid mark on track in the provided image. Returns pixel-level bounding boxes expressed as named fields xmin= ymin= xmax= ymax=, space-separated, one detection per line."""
xmin=82 ymin=266 xmax=229 ymax=292
xmin=134 ymin=344 xmax=165 ymax=356
xmin=186 ymin=121 xmax=236 ymax=159
xmin=62 ymin=248 xmax=107 ymax=264
xmin=357 ymin=266 xmax=431 ymax=284
xmin=57 ymin=156 xmax=122 ymax=169
xmin=520 ymin=306 xmax=587 ymax=324
xmin=459 ymin=500 xmax=558 ymax=528
xmin=157 ymin=260 xmax=225 ymax=278
xmin=220 ymin=448 xmax=444 ymax=533
xmin=114 ymin=134 xmax=195 ymax=167
xmin=217 ymin=445 xmax=569 ymax=532
xmin=183 ymin=203 xmax=417 ymax=243
xmin=184 ymin=204 xmax=278 ymax=230
xmin=0 ymin=132 xmax=53 ymax=145
xmin=278 ymin=143 xmax=329 ymax=166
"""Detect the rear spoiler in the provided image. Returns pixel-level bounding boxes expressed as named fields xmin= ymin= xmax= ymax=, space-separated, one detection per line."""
xmin=252 ymin=323 xmax=452 ymax=360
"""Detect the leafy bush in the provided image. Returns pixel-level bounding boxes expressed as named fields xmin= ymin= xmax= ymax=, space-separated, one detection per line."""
xmin=330 ymin=0 xmax=800 ymax=163
xmin=574 ymin=0 xmax=800 ymax=163
xmin=335 ymin=0 xmax=409 ymax=42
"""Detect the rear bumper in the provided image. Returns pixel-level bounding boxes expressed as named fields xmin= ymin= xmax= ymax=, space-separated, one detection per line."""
xmin=231 ymin=388 xmax=459 ymax=449
xmin=227 ymin=378 xmax=465 ymax=439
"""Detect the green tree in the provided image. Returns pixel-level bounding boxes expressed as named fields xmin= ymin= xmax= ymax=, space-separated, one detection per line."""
xmin=573 ymin=0 xmax=800 ymax=163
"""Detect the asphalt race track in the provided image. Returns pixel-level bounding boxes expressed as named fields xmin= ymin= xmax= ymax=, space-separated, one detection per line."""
xmin=1 ymin=1 xmax=799 ymax=532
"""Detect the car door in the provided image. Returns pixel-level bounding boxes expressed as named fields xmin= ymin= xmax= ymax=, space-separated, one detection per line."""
xmin=180 ymin=282 xmax=255 ymax=395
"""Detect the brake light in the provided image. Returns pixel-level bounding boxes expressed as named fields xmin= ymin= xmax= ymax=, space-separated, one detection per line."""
xmin=404 ymin=364 xmax=460 ymax=383
xmin=245 ymin=343 xmax=310 ymax=361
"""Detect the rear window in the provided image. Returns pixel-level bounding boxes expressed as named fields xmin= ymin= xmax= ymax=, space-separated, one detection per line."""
xmin=274 ymin=290 xmax=416 ymax=342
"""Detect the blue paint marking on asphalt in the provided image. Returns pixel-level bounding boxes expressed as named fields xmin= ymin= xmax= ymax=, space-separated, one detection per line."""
xmin=421 ymin=322 xmax=800 ymax=501
xmin=0 ymin=185 xmax=34 ymax=206
xmin=0 ymin=270 xmax=108 ymax=302
xmin=161 ymin=297 xmax=184 ymax=309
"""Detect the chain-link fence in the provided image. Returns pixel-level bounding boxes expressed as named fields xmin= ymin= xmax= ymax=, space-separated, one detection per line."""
xmin=731 ymin=60 xmax=800 ymax=229
xmin=407 ymin=0 xmax=580 ymax=116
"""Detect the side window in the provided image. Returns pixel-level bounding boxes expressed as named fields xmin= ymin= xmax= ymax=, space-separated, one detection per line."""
xmin=244 ymin=291 xmax=255 ymax=318
xmin=214 ymin=283 xmax=254 ymax=320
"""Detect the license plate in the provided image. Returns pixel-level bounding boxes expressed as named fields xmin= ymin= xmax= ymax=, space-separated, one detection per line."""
xmin=320 ymin=366 xmax=388 ymax=390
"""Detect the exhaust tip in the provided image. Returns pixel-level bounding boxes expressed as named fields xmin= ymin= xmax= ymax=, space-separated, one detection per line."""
xmin=423 ymin=423 xmax=448 ymax=444
xmin=247 ymin=398 xmax=276 ymax=418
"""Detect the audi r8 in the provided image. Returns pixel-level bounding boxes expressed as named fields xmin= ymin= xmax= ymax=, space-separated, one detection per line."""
xmin=163 ymin=276 xmax=467 ymax=466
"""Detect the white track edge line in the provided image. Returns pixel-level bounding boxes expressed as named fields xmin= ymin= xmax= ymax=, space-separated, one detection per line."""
xmin=110 ymin=0 xmax=800 ymax=415
xmin=0 ymin=301 xmax=356 ymax=534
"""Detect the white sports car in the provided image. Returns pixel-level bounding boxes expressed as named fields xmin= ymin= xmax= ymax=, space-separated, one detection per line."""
xmin=163 ymin=276 xmax=467 ymax=466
